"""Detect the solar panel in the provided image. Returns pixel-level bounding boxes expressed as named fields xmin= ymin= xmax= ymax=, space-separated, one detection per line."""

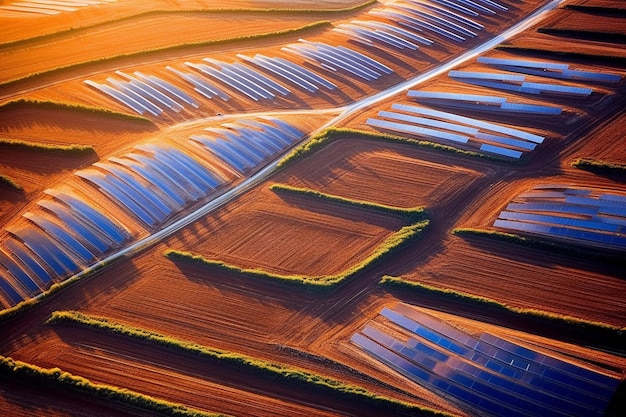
xmin=270 ymin=56 xmax=336 ymax=90
xmin=38 ymin=200 xmax=110 ymax=254
xmin=339 ymin=23 xmax=414 ymax=50
xmin=392 ymin=103 xmax=545 ymax=143
xmin=520 ymin=82 xmax=592 ymax=96
xmin=562 ymin=69 xmax=621 ymax=83
xmin=299 ymin=40 xmax=387 ymax=77
xmin=140 ymin=73 xmax=199 ymax=107
xmin=499 ymin=102 xmax=562 ymax=115
xmin=45 ymin=190 xmax=129 ymax=244
xmin=117 ymin=71 xmax=185 ymax=111
xmin=291 ymin=44 xmax=378 ymax=81
xmin=231 ymin=62 xmax=291 ymax=95
xmin=106 ymin=78 xmax=161 ymax=116
xmin=379 ymin=109 xmax=479 ymax=135
xmin=449 ymin=70 xmax=526 ymax=82
xmin=498 ymin=211 xmax=619 ymax=233
xmin=389 ymin=4 xmax=477 ymax=37
xmin=408 ymin=90 xmax=507 ymax=103
xmin=186 ymin=62 xmax=260 ymax=101
xmin=166 ymin=66 xmax=229 ymax=101
xmin=456 ymin=0 xmax=496 ymax=14
xmin=480 ymin=144 xmax=522 ymax=158
xmin=0 ymin=250 xmax=40 ymax=294
xmin=23 ymin=212 xmax=95 ymax=263
xmin=8 ymin=228 xmax=74 ymax=276
xmin=477 ymin=57 xmax=570 ymax=70
xmin=357 ymin=19 xmax=434 ymax=45
xmin=84 ymin=80 xmax=146 ymax=115
xmin=386 ymin=6 xmax=466 ymax=42
xmin=367 ymin=117 xmax=470 ymax=143
xmin=429 ymin=0 xmax=479 ymax=17
xmin=475 ymin=133 xmax=536 ymax=151
xmin=76 ymin=170 xmax=157 ymax=227
xmin=241 ymin=54 xmax=317 ymax=93
xmin=217 ymin=64 xmax=275 ymax=99
xmin=109 ymin=157 xmax=185 ymax=209
xmin=5 ymin=240 xmax=53 ymax=285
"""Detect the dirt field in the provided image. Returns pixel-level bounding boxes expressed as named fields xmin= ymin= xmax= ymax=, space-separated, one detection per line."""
xmin=1 ymin=0 xmax=625 ymax=416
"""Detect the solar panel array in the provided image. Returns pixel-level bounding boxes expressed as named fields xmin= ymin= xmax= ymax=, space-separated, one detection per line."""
xmin=449 ymin=70 xmax=594 ymax=97
xmin=408 ymin=90 xmax=562 ymax=115
xmin=0 ymin=0 xmax=116 ymax=15
xmin=0 ymin=117 xmax=302 ymax=309
xmin=493 ymin=185 xmax=626 ymax=251
xmin=83 ymin=0 xmax=517 ymax=117
xmin=352 ymin=303 xmax=620 ymax=417
xmin=477 ymin=57 xmax=623 ymax=84
xmin=366 ymin=100 xmax=544 ymax=159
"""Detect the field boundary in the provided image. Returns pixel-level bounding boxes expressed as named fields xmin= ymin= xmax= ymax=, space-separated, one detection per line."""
xmin=269 ymin=183 xmax=426 ymax=221
xmin=0 ymin=174 xmax=22 ymax=191
xmin=452 ymin=228 xmax=625 ymax=264
xmin=165 ymin=219 xmax=429 ymax=290
xmin=378 ymin=276 xmax=626 ymax=350
xmin=0 ymin=1 xmax=376 ymax=50
xmin=46 ymin=310 xmax=449 ymax=417
xmin=277 ymin=127 xmax=494 ymax=169
xmin=0 ymin=354 xmax=227 ymax=417
xmin=0 ymin=99 xmax=155 ymax=125
xmin=571 ymin=158 xmax=626 ymax=177
xmin=0 ymin=21 xmax=333 ymax=90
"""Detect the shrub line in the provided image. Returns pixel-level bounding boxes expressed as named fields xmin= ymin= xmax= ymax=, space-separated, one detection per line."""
xmin=165 ymin=219 xmax=429 ymax=290
xmin=0 ymin=99 xmax=155 ymax=125
xmin=0 ymin=21 xmax=332 ymax=90
xmin=378 ymin=276 xmax=625 ymax=349
xmin=0 ymin=354 xmax=227 ymax=417
xmin=0 ymin=174 xmax=23 ymax=191
xmin=277 ymin=127 xmax=497 ymax=169
xmin=0 ymin=139 xmax=95 ymax=155
xmin=47 ymin=310 xmax=449 ymax=417
xmin=269 ymin=183 xmax=426 ymax=221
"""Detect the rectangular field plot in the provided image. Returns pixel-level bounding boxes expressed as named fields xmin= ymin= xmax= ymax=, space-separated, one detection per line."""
xmin=352 ymin=303 xmax=620 ymax=417
xmin=166 ymin=184 xmax=405 ymax=277
xmin=493 ymin=185 xmax=626 ymax=251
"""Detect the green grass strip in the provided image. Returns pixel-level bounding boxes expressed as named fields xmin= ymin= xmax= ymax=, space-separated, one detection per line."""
xmin=269 ymin=183 xmax=426 ymax=221
xmin=0 ymin=354 xmax=227 ymax=417
xmin=379 ymin=276 xmax=626 ymax=349
xmin=0 ymin=1 xmax=375 ymax=50
xmin=0 ymin=174 xmax=23 ymax=191
xmin=572 ymin=158 xmax=626 ymax=177
xmin=165 ymin=219 xmax=429 ymax=290
xmin=452 ymin=227 xmax=625 ymax=263
xmin=47 ymin=310 xmax=449 ymax=417
xmin=0 ymin=139 xmax=94 ymax=155
xmin=278 ymin=127 xmax=497 ymax=169
xmin=0 ymin=99 xmax=155 ymax=125
xmin=0 ymin=21 xmax=332 ymax=90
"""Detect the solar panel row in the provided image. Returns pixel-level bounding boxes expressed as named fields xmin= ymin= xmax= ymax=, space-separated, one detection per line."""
xmin=351 ymin=304 xmax=618 ymax=417
xmin=0 ymin=117 xmax=303 ymax=307
xmin=495 ymin=186 xmax=626 ymax=250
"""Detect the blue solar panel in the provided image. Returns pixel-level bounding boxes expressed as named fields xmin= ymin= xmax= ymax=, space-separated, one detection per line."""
xmin=186 ymin=62 xmax=260 ymax=101
xmin=499 ymin=211 xmax=619 ymax=233
xmin=520 ymin=82 xmax=592 ymax=96
xmin=386 ymin=6 xmax=466 ymax=42
xmin=358 ymin=19 xmax=434 ymax=45
xmin=296 ymin=40 xmax=382 ymax=80
xmin=109 ymin=157 xmax=186 ymax=209
xmin=408 ymin=90 xmax=507 ymax=103
xmin=137 ymin=72 xmax=199 ymax=107
xmin=5 ymin=239 xmax=54 ymax=285
xmin=562 ymin=69 xmax=621 ymax=83
xmin=84 ymin=80 xmax=146 ymax=115
xmin=0 ymin=250 xmax=40 ymax=294
xmin=24 ymin=212 xmax=95 ymax=263
xmin=475 ymin=133 xmax=536 ymax=151
xmin=389 ymin=4 xmax=477 ymax=37
xmin=499 ymin=102 xmax=562 ymax=115
xmin=0 ymin=274 xmax=23 ymax=304
xmin=506 ymin=202 xmax=598 ymax=216
xmin=457 ymin=0 xmax=496 ymax=14
xmin=242 ymin=54 xmax=317 ymax=93
xmin=217 ymin=63 xmax=274 ymax=99
xmin=38 ymin=200 xmax=110 ymax=254
xmin=139 ymin=147 xmax=213 ymax=193
xmin=367 ymin=117 xmax=470 ymax=143
xmin=480 ymin=143 xmax=523 ymax=158
xmin=106 ymin=77 xmax=161 ymax=116
xmin=380 ymin=108 xmax=479 ymax=135
xmin=13 ymin=228 xmax=78 ymax=275
xmin=166 ymin=66 xmax=230 ymax=101
xmin=477 ymin=57 xmax=569 ymax=70
xmin=46 ymin=191 xmax=128 ymax=244
xmin=392 ymin=103 xmax=545 ymax=143
xmin=232 ymin=62 xmax=291 ymax=95
xmin=128 ymin=153 xmax=203 ymax=200
xmin=117 ymin=71 xmax=185 ymax=111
